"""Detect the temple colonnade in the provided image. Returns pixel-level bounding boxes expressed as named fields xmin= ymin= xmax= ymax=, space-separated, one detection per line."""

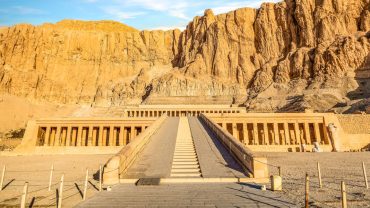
xmin=126 ymin=109 xmax=242 ymax=117
xmin=210 ymin=114 xmax=331 ymax=147
xmin=34 ymin=119 xmax=154 ymax=147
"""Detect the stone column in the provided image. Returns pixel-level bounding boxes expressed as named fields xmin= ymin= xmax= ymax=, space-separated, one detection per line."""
xmin=123 ymin=127 xmax=128 ymax=145
xmin=81 ymin=127 xmax=87 ymax=146
xmin=273 ymin=123 xmax=279 ymax=145
xmin=61 ymin=127 xmax=67 ymax=146
xmin=98 ymin=126 xmax=104 ymax=146
xmin=243 ymin=123 xmax=248 ymax=145
xmin=263 ymin=123 xmax=269 ymax=145
xmin=109 ymin=126 xmax=115 ymax=146
xmin=284 ymin=123 xmax=290 ymax=145
xmin=132 ymin=126 xmax=137 ymax=139
xmin=92 ymin=127 xmax=98 ymax=146
xmin=232 ymin=123 xmax=238 ymax=139
xmin=50 ymin=128 xmax=56 ymax=146
xmin=279 ymin=129 xmax=285 ymax=145
xmin=88 ymin=126 xmax=93 ymax=146
xmin=71 ymin=128 xmax=77 ymax=146
xmin=253 ymin=123 xmax=258 ymax=145
xmin=304 ymin=123 xmax=311 ymax=144
xmin=76 ymin=126 xmax=83 ymax=146
xmin=294 ymin=123 xmax=301 ymax=144
xmin=44 ymin=126 xmax=51 ymax=146
xmin=119 ymin=126 xmax=124 ymax=146
xmin=314 ymin=123 xmax=321 ymax=144
xmin=66 ymin=126 xmax=72 ymax=146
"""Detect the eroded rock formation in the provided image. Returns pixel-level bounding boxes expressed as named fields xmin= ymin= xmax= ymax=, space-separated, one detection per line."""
xmin=0 ymin=0 xmax=369 ymax=112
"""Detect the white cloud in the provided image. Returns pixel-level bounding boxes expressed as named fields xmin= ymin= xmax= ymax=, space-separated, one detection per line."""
xmin=103 ymin=7 xmax=145 ymax=20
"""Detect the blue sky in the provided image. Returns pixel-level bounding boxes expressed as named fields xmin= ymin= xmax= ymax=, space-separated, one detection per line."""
xmin=0 ymin=0 xmax=280 ymax=30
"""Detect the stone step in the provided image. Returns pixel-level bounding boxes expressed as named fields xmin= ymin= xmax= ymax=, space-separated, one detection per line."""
xmin=170 ymin=173 xmax=202 ymax=177
xmin=172 ymin=158 xmax=198 ymax=162
xmin=173 ymin=156 xmax=197 ymax=159
xmin=172 ymin=161 xmax=199 ymax=165
xmin=171 ymin=169 xmax=200 ymax=173
xmin=171 ymin=165 xmax=199 ymax=169
xmin=173 ymin=153 xmax=196 ymax=156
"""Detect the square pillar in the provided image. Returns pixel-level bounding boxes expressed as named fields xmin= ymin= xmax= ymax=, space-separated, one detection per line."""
xmin=44 ymin=126 xmax=51 ymax=146
xmin=263 ymin=123 xmax=269 ymax=145
xmin=232 ymin=123 xmax=238 ymax=139
xmin=284 ymin=123 xmax=290 ymax=145
xmin=98 ymin=126 xmax=104 ymax=146
xmin=109 ymin=126 xmax=114 ymax=146
xmin=50 ymin=128 xmax=56 ymax=146
xmin=70 ymin=127 xmax=77 ymax=146
xmin=119 ymin=126 xmax=125 ymax=146
xmin=242 ymin=123 xmax=248 ymax=145
xmin=294 ymin=123 xmax=301 ymax=144
xmin=253 ymin=123 xmax=258 ymax=145
xmin=273 ymin=123 xmax=279 ymax=145
xmin=61 ymin=127 xmax=67 ymax=146
xmin=92 ymin=127 xmax=98 ymax=146
xmin=66 ymin=126 xmax=72 ymax=146
xmin=123 ymin=127 xmax=128 ymax=145
xmin=54 ymin=125 xmax=62 ymax=146
xmin=131 ymin=126 xmax=136 ymax=139
xmin=304 ymin=123 xmax=311 ymax=144
xmin=314 ymin=123 xmax=321 ymax=144
xmin=76 ymin=126 xmax=83 ymax=146
xmin=87 ymin=126 xmax=93 ymax=146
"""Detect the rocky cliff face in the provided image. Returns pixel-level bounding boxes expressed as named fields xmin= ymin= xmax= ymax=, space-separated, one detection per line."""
xmin=0 ymin=0 xmax=369 ymax=112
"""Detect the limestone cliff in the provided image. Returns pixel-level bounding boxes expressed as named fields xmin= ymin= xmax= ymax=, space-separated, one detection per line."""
xmin=0 ymin=0 xmax=369 ymax=112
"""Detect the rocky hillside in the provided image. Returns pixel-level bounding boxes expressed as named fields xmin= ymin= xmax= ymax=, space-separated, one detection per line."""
xmin=0 ymin=0 xmax=369 ymax=112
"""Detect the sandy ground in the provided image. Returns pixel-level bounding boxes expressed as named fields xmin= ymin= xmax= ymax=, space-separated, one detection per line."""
xmin=263 ymin=152 xmax=370 ymax=208
xmin=0 ymin=154 xmax=113 ymax=207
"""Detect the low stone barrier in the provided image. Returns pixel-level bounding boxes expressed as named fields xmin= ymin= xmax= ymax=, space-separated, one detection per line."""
xmin=199 ymin=114 xmax=268 ymax=179
xmin=103 ymin=115 xmax=167 ymax=184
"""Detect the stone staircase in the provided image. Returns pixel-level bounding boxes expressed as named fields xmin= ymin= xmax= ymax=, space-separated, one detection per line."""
xmin=170 ymin=117 xmax=202 ymax=177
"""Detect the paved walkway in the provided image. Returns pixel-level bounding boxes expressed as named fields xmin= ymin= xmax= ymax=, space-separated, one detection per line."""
xmin=78 ymin=183 xmax=297 ymax=207
xmin=188 ymin=117 xmax=246 ymax=178
xmin=121 ymin=117 xmax=179 ymax=179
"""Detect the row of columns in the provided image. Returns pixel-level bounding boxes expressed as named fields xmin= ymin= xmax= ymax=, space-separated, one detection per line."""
xmin=127 ymin=110 xmax=241 ymax=117
xmin=219 ymin=122 xmax=329 ymax=145
xmin=38 ymin=125 xmax=147 ymax=147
